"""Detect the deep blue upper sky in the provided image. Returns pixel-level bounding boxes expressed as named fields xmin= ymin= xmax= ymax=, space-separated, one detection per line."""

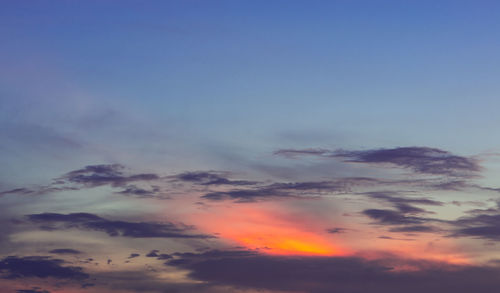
xmin=2 ymin=0 xmax=500 ymax=183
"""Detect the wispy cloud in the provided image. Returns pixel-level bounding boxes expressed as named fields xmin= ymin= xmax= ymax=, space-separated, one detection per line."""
xmin=275 ymin=146 xmax=480 ymax=177
xmin=26 ymin=213 xmax=213 ymax=239
xmin=173 ymin=171 xmax=258 ymax=186
xmin=58 ymin=164 xmax=159 ymax=187
xmin=48 ymin=249 xmax=82 ymax=255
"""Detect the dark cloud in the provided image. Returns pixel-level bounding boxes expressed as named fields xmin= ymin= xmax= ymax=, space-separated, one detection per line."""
xmin=389 ymin=225 xmax=438 ymax=233
xmin=326 ymin=227 xmax=347 ymax=234
xmin=361 ymin=192 xmax=444 ymax=233
xmin=144 ymin=250 xmax=173 ymax=260
xmin=157 ymin=254 xmax=173 ymax=260
xmin=0 ymin=188 xmax=33 ymax=196
xmin=431 ymin=180 xmax=471 ymax=191
xmin=48 ymin=249 xmax=82 ymax=255
xmin=26 ymin=213 xmax=213 ymax=239
xmin=366 ymin=192 xmax=442 ymax=214
xmin=174 ymin=171 xmax=257 ymax=186
xmin=58 ymin=164 xmax=159 ymax=187
xmin=202 ymin=177 xmax=383 ymax=202
xmin=452 ymin=214 xmax=500 ymax=240
xmin=128 ymin=253 xmax=140 ymax=259
xmin=273 ymin=148 xmax=331 ymax=158
xmin=0 ymin=186 xmax=79 ymax=197
xmin=444 ymin=201 xmax=500 ymax=240
xmin=17 ymin=290 xmax=50 ymax=293
xmin=378 ymin=235 xmax=415 ymax=241
xmin=116 ymin=185 xmax=161 ymax=197
xmin=0 ymin=256 xmax=88 ymax=280
xmin=167 ymin=249 xmax=500 ymax=293
xmin=275 ymin=146 xmax=480 ymax=177
xmin=367 ymin=192 xmax=443 ymax=207
xmin=146 ymin=250 xmax=159 ymax=257
xmin=202 ymin=188 xmax=289 ymax=202
xmin=363 ymin=209 xmax=425 ymax=225
xmin=335 ymin=147 xmax=480 ymax=177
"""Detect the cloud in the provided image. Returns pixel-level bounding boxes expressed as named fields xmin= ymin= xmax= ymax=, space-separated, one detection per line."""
xmin=48 ymin=249 xmax=82 ymax=255
xmin=1 ymin=164 xmax=163 ymax=199
xmin=156 ymin=254 xmax=173 ymax=260
xmin=167 ymin=249 xmax=500 ymax=293
xmin=388 ymin=225 xmax=438 ymax=233
xmin=58 ymin=164 xmax=159 ymax=188
xmin=326 ymin=227 xmax=347 ymax=234
xmin=0 ymin=256 xmax=88 ymax=280
xmin=145 ymin=250 xmax=172 ymax=260
xmin=366 ymin=192 xmax=442 ymax=213
xmin=128 ymin=253 xmax=140 ymax=259
xmin=173 ymin=171 xmax=257 ymax=186
xmin=17 ymin=290 xmax=50 ymax=293
xmin=273 ymin=148 xmax=331 ymax=158
xmin=202 ymin=188 xmax=290 ymax=202
xmin=0 ymin=186 xmax=79 ymax=197
xmin=116 ymin=185 xmax=161 ymax=197
xmin=146 ymin=250 xmax=159 ymax=257
xmin=202 ymin=178 xmax=384 ymax=202
xmin=26 ymin=213 xmax=213 ymax=239
xmin=275 ymin=146 xmax=480 ymax=177
xmin=363 ymin=209 xmax=426 ymax=225
xmin=451 ymin=204 xmax=500 ymax=240
xmin=360 ymin=192 xmax=444 ymax=233
xmin=0 ymin=188 xmax=33 ymax=196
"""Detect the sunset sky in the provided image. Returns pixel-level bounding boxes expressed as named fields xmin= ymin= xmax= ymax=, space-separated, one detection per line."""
xmin=2 ymin=1 xmax=500 ymax=293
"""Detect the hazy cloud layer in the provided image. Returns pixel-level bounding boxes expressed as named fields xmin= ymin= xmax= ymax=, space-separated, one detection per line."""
xmin=168 ymin=249 xmax=500 ymax=293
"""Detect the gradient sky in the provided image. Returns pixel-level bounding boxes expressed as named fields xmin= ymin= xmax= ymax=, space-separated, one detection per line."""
xmin=2 ymin=1 xmax=500 ymax=293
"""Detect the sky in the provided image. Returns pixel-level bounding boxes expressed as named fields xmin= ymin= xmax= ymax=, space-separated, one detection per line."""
xmin=2 ymin=1 xmax=500 ymax=292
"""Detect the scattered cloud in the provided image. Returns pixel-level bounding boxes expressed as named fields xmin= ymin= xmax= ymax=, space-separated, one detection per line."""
xmin=0 ymin=256 xmax=88 ymax=280
xmin=26 ymin=213 xmax=213 ymax=239
xmin=451 ymin=203 xmax=500 ymax=240
xmin=202 ymin=178 xmax=386 ymax=202
xmin=275 ymin=147 xmax=480 ymax=177
xmin=173 ymin=171 xmax=257 ymax=186
xmin=128 ymin=253 xmax=140 ymax=259
xmin=58 ymin=164 xmax=160 ymax=187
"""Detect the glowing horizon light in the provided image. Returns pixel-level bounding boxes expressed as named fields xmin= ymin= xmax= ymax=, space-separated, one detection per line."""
xmin=189 ymin=203 xmax=347 ymax=256
xmin=238 ymin=234 xmax=343 ymax=256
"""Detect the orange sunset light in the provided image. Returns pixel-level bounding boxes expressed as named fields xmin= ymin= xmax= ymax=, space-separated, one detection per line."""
xmin=237 ymin=232 xmax=341 ymax=256
xmin=192 ymin=203 xmax=347 ymax=256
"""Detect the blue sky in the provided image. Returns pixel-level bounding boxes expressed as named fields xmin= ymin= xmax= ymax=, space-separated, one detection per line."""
xmin=2 ymin=2 xmax=500 ymax=293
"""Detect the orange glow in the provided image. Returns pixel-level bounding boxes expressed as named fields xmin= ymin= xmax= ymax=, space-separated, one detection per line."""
xmin=190 ymin=203 xmax=347 ymax=256
xmin=183 ymin=199 xmax=471 ymax=263
xmin=238 ymin=233 xmax=340 ymax=255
